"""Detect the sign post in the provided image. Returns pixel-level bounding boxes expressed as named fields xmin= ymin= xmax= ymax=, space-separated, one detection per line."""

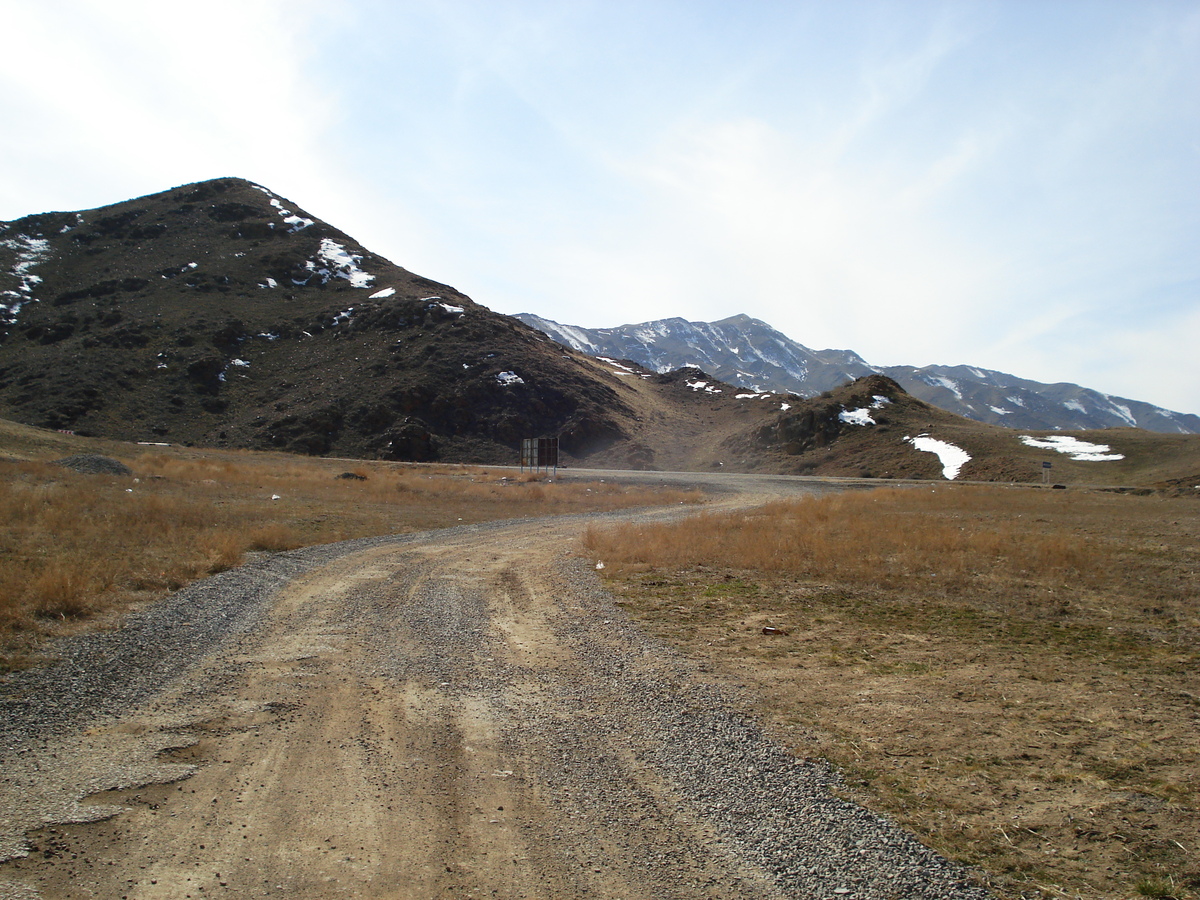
xmin=1042 ymin=460 xmax=1052 ymax=485
xmin=520 ymin=437 xmax=559 ymax=475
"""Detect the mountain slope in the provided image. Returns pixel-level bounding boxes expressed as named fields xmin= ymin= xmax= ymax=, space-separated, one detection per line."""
xmin=516 ymin=314 xmax=1199 ymax=434
xmin=0 ymin=178 xmax=656 ymax=465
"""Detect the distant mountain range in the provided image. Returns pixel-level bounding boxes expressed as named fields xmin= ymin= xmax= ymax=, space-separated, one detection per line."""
xmin=516 ymin=313 xmax=1200 ymax=435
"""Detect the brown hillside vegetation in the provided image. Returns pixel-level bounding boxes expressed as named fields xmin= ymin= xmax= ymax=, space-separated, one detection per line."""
xmin=725 ymin=374 xmax=1200 ymax=488
xmin=0 ymin=177 xmax=653 ymax=464
xmin=585 ymin=485 xmax=1200 ymax=900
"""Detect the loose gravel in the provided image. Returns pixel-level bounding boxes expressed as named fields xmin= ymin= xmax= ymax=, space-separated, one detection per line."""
xmin=0 ymin=503 xmax=992 ymax=899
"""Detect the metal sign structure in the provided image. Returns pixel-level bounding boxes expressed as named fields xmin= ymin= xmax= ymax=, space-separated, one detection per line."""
xmin=520 ymin=437 xmax=559 ymax=475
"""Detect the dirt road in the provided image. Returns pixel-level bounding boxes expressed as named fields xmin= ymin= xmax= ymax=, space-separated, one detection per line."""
xmin=0 ymin=478 xmax=987 ymax=899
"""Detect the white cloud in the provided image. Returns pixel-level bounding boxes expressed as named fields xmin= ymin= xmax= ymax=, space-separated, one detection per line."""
xmin=0 ymin=0 xmax=334 ymax=215
xmin=1 ymin=0 xmax=1196 ymax=415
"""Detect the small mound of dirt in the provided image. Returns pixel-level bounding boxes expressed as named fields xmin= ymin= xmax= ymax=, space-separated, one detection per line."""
xmin=54 ymin=454 xmax=133 ymax=476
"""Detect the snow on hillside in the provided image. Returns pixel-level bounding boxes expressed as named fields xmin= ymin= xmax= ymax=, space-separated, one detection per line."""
xmin=292 ymin=239 xmax=374 ymax=289
xmin=905 ymin=435 xmax=971 ymax=479
xmin=0 ymin=233 xmax=51 ymax=325
xmin=513 ymin=312 xmax=1199 ymax=435
xmin=1019 ymin=435 xmax=1124 ymax=461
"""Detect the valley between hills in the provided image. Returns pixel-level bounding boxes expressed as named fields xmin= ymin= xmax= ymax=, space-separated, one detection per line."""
xmin=1 ymin=179 xmax=1198 ymax=900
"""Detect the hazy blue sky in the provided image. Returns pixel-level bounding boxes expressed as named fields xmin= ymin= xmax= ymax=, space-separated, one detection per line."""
xmin=2 ymin=0 xmax=1197 ymax=413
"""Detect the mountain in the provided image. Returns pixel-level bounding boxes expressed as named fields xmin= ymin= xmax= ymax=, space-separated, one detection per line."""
xmin=0 ymin=177 xmax=670 ymax=466
xmin=516 ymin=314 xmax=1200 ymax=435
xmin=3 ymin=177 xmax=1196 ymax=487
xmin=516 ymin=313 xmax=875 ymax=396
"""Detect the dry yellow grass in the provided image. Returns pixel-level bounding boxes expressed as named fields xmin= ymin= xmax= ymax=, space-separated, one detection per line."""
xmin=586 ymin=485 xmax=1200 ymax=900
xmin=585 ymin=487 xmax=1113 ymax=599
xmin=0 ymin=449 xmax=699 ymax=668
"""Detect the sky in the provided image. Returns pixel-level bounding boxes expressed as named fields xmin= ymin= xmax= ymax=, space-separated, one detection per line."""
xmin=1 ymin=0 xmax=1197 ymax=415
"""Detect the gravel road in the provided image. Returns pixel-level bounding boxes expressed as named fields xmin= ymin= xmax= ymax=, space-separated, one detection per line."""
xmin=0 ymin=475 xmax=990 ymax=899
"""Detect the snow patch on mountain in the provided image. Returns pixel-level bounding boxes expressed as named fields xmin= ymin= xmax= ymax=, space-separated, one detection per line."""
xmin=839 ymin=408 xmax=875 ymax=426
xmin=597 ymin=357 xmax=638 ymax=375
xmin=925 ymin=375 xmax=963 ymax=400
xmin=1 ymin=234 xmax=52 ymax=325
xmin=295 ymin=240 xmax=374 ymax=288
xmin=1100 ymin=395 xmax=1138 ymax=428
xmin=905 ymin=435 xmax=970 ymax=479
xmin=1019 ymin=435 xmax=1124 ymax=461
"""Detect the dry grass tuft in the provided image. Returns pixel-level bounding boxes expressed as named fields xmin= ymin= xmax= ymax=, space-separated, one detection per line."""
xmin=586 ymin=486 xmax=1103 ymax=596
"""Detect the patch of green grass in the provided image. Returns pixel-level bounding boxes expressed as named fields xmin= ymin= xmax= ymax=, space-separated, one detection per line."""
xmin=1136 ymin=876 xmax=1179 ymax=899
xmin=701 ymin=578 xmax=761 ymax=598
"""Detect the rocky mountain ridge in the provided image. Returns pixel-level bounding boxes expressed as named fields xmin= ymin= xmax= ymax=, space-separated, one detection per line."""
xmin=516 ymin=313 xmax=1199 ymax=435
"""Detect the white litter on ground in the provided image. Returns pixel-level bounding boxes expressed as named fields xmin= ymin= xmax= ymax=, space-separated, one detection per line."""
xmin=905 ymin=435 xmax=971 ymax=480
xmin=1019 ymin=435 xmax=1124 ymax=461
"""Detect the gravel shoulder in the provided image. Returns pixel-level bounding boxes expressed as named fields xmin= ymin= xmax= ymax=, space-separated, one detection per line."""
xmin=0 ymin=484 xmax=989 ymax=899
